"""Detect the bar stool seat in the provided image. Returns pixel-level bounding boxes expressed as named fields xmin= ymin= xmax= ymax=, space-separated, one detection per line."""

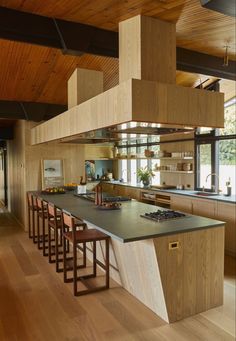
xmin=62 ymin=212 xmax=110 ymax=296
xmin=48 ymin=203 xmax=87 ymax=272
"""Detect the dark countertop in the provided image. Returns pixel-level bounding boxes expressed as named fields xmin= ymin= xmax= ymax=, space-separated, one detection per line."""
xmin=39 ymin=193 xmax=225 ymax=243
xmin=108 ymin=181 xmax=236 ymax=204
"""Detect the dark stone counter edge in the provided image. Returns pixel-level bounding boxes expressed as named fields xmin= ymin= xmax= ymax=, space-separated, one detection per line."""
xmin=106 ymin=181 xmax=236 ymax=204
xmin=37 ymin=192 xmax=225 ymax=244
xmin=89 ymin=221 xmax=225 ymax=243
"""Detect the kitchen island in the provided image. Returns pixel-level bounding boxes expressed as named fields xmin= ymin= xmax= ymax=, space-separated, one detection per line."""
xmin=39 ymin=192 xmax=225 ymax=323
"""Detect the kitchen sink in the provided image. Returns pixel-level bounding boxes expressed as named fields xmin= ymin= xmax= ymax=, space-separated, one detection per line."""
xmin=193 ymin=191 xmax=219 ymax=196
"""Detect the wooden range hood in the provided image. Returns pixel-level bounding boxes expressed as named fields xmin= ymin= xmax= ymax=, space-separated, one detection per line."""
xmin=31 ymin=15 xmax=224 ymax=145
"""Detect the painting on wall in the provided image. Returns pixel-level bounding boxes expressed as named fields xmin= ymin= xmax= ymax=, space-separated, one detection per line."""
xmin=41 ymin=159 xmax=65 ymax=189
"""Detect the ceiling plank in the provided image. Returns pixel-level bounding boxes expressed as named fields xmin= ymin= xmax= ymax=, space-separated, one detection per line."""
xmin=0 ymin=6 xmax=235 ymax=80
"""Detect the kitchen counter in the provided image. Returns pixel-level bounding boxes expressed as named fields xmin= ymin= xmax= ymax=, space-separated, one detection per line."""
xmin=108 ymin=181 xmax=236 ymax=203
xmin=39 ymin=192 xmax=224 ymax=243
xmin=37 ymin=191 xmax=225 ymax=323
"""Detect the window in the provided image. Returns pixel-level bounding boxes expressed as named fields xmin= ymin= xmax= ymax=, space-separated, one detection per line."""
xmin=197 ymin=144 xmax=212 ymax=189
xmin=195 ymin=98 xmax=236 ymax=194
xmin=117 ymin=138 xmax=160 ymax=185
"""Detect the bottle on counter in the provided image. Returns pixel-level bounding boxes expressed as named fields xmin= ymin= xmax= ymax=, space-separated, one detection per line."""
xmin=224 ymin=177 xmax=232 ymax=196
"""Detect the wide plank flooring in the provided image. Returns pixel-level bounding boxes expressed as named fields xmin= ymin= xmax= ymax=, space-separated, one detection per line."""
xmin=0 ymin=212 xmax=235 ymax=341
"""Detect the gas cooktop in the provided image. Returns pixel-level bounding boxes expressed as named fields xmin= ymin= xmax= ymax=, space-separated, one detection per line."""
xmin=140 ymin=209 xmax=186 ymax=222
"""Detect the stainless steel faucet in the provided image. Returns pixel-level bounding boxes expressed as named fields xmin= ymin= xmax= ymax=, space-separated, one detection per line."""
xmin=205 ymin=173 xmax=220 ymax=193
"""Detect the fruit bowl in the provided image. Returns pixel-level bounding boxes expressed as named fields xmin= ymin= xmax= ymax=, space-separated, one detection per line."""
xmin=41 ymin=187 xmax=65 ymax=195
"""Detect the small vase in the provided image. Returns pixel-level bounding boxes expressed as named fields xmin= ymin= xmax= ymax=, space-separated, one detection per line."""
xmin=142 ymin=179 xmax=150 ymax=187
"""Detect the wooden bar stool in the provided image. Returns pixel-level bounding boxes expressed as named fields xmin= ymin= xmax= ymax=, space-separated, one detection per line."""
xmin=47 ymin=203 xmax=71 ymax=272
xmin=36 ymin=196 xmax=49 ymax=256
xmin=26 ymin=192 xmax=37 ymax=240
xmin=62 ymin=212 xmax=110 ymax=296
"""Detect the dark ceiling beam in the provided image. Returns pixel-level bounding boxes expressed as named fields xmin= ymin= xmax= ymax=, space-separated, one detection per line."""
xmin=0 ymin=6 xmax=235 ymax=80
xmin=0 ymin=100 xmax=67 ymax=122
xmin=200 ymin=0 xmax=236 ymax=17
xmin=0 ymin=6 xmax=118 ymax=57
xmin=176 ymin=48 xmax=236 ymax=81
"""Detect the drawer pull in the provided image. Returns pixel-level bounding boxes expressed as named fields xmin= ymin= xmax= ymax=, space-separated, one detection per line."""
xmin=169 ymin=241 xmax=180 ymax=250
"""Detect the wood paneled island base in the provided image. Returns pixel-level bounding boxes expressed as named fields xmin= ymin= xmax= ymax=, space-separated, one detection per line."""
xmin=38 ymin=193 xmax=225 ymax=324
xmin=104 ymin=226 xmax=224 ymax=323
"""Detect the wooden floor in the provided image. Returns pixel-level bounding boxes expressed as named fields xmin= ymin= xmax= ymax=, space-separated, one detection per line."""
xmin=0 ymin=211 xmax=235 ymax=341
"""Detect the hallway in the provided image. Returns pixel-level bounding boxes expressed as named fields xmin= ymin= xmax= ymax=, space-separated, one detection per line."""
xmin=0 ymin=212 xmax=235 ymax=341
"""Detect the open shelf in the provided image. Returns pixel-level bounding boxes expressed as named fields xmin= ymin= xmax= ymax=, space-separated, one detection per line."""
xmin=114 ymin=157 xmax=193 ymax=160
xmin=155 ymin=170 xmax=193 ymax=174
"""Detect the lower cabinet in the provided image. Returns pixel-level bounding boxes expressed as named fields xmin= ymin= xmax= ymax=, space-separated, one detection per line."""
xmin=217 ymin=202 xmax=236 ymax=257
xmin=192 ymin=198 xmax=217 ymax=219
xmin=171 ymin=195 xmax=193 ymax=213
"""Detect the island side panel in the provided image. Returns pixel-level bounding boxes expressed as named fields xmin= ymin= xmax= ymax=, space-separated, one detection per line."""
xmin=153 ymin=226 xmax=224 ymax=323
xmin=111 ymin=238 xmax=169 ymax=322
xmin=84 ymin=223 xmax=169 ymax=322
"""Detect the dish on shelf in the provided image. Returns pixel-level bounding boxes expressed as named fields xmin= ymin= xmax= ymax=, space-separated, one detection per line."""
xmin=143 ymin=193 xmax=155 ymax=199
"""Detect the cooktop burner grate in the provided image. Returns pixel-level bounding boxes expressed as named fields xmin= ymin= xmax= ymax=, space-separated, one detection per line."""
xmin=140 ymin=209 xmax=186 ymax=222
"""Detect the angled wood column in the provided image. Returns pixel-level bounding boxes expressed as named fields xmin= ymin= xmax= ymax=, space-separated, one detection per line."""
xmin=68 ymin=68 xmax=103 ymax=109
xmin=119 ymin=15 xmax=176 ymax=84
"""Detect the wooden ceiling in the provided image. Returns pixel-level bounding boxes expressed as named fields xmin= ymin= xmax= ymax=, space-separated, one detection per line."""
xmin=0 ymin=0 xmax=235 ymax=108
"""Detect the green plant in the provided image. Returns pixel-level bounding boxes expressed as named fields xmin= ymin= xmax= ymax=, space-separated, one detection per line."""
xmin=137 ymin=166 xmax=155 ymax=182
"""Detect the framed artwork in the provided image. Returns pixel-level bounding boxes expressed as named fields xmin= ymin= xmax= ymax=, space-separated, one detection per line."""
xmin=41 ymin=159 xmax=65 ymax=189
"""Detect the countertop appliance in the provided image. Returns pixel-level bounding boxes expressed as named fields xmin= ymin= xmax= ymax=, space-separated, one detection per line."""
xmin=140 ymin=209 xmax=186 ymax=222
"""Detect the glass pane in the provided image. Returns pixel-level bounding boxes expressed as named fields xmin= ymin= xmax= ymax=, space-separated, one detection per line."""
xmin=130 ymin=160 xmax=137 ymax=184
xmin=199 ymin=144 xmax=212 ymax=188
xmin=219 ymin=139 xmax=236 ymax=194
xmin=120 ymin=159 xmax=127 ymax=182
xmin=219 ymin=103 xmax=236 ymax=136
xmin=152 ymin=159 xmax=160 ymax=185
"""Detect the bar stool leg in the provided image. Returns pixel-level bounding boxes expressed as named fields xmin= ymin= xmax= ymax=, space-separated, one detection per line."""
xmin=63 ymin=235 xmax=67 ymax=283
xmin=48 ymin=225 xmax=52 ymax=263
xmin=28 ymin=206 xmax=32 ymax=239
xmin=73 ymin=243 xmax=77 ymax=296
xmin=93 ymin=241 xmax=96 ymax=277
xmin=106 ymin=239 xmax=110 ymax=289
xmin=32 ymin=209 xmax=37 ymax=244
xmin=55 ymin=228 xmax=60 ymax=272
xmin=42 ymin=218 xmax=47 ymax=256
xmin=37 ymin=213 xmax=41 ymax=250
xmin=83 ymin=242 xmax=86 ymax=267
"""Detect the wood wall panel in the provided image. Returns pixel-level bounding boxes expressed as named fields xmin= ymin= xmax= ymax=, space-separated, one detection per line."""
xmin=7 ymin=120 xmax=26 ymax=227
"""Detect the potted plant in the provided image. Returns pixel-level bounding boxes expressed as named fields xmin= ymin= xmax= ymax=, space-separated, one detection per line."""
xmin=137 ymin=166 xmax=155 ymax=187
